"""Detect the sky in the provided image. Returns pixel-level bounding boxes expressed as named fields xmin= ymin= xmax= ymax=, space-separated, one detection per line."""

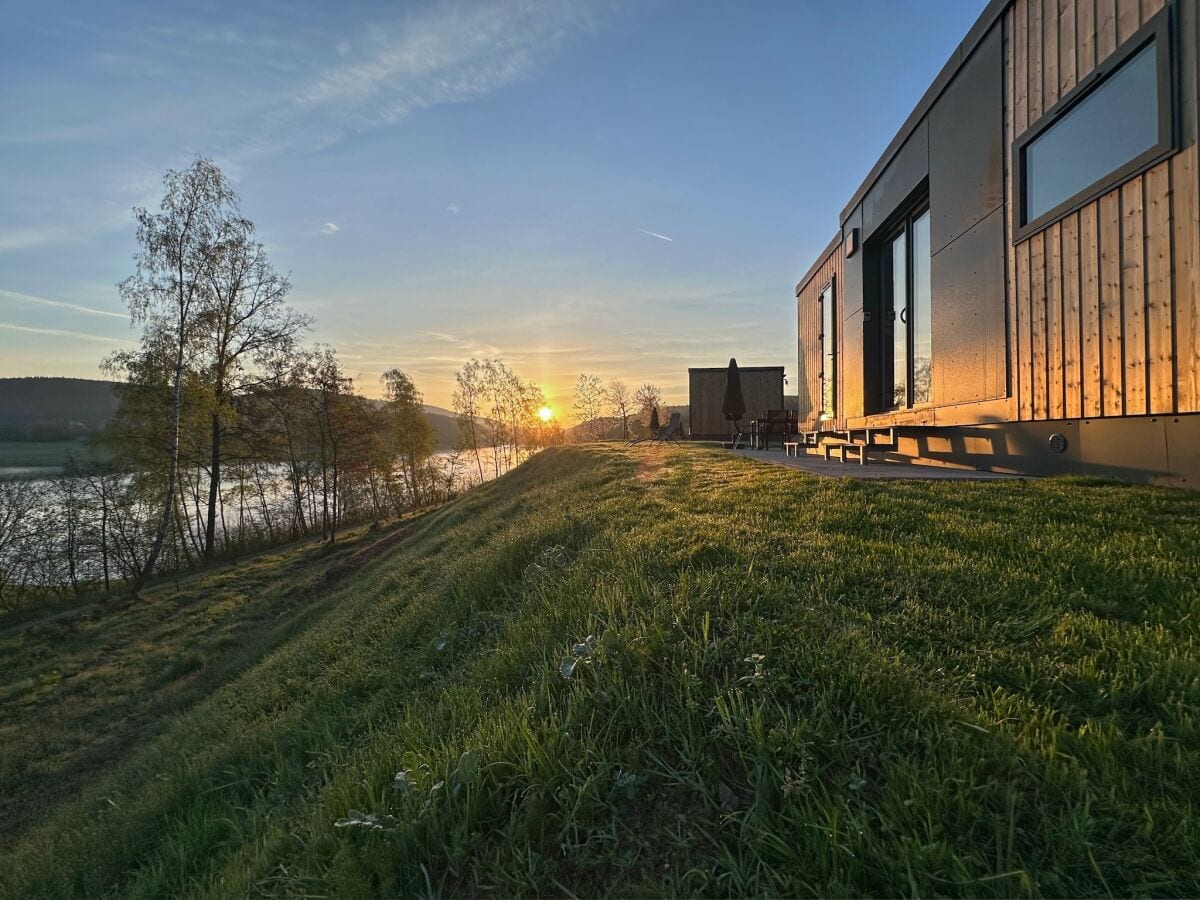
xmin=0 ymin=0 xmax=987 ymax=411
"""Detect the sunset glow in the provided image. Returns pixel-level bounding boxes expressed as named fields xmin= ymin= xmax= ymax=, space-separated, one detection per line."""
xmin=538 ymin=406 xmax=554 ymax=423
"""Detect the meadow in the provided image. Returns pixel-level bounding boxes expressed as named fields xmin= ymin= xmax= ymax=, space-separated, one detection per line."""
xmin=1 ymin=444 xmax=1197 ymax=897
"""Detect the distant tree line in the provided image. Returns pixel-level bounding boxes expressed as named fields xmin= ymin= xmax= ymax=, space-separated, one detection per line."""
xmin=570 ymin=374 xmax=668 ymax=441
xmin=451 ymin=358 xmax=559 ymax=480
xmin=0 ymin=378 xmax=119 ymax=441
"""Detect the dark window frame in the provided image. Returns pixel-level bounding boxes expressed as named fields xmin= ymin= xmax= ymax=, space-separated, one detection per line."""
xmin=1013 ymin=5 xmax=1176 ymax=242
xmin=878 ymin=198 xmax=931 ymax=412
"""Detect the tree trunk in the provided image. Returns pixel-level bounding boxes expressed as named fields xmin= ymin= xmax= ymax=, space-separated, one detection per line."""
xmin=100 ymin=487 xmax=110 ymax=593
xmin=136 ymin=364 xmax=181 ymax=591
xmin=204 ymin=412 xmax=220 ymax=558
xmin=471 ymin=421 xmax=484 ymax=482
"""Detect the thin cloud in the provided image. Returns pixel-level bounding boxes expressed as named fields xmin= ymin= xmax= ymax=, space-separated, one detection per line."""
xmin=446 ymin=205 xmax=461 ymax=214
xmin=0 ymin=289 xmax=127 ymax=320
xmin=639 ymin=229 xmax=673 ymax=242
xmin=0 ymin=226 xmax=75 ymax=252
xmin=420 ymin=330 xmax=503 ymax=358
xmin=231 ymin=0 xmax=613 ymax=162
xmin=320 ymin=222 xmax=339 ymax=234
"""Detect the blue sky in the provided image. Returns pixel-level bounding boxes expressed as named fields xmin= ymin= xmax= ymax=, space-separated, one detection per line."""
xmin=0 ymin=0 xmax=986 ymax=409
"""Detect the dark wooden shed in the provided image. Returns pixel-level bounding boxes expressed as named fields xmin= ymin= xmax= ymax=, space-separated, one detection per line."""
xmin=688 ymin=366 xmax=785 ymax=439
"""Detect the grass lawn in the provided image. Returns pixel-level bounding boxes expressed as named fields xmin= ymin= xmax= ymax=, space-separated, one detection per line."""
xmin=1 ymin=444 xmax=1198 ymax=897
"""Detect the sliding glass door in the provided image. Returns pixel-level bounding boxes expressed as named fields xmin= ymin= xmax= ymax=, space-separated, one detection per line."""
xmin=881 ymin=205 xmax=932 ymax=409
xmin=911 ymin=210 xmax=931 ymax=406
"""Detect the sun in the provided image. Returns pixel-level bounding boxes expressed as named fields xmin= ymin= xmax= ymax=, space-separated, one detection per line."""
xmin=537 ymin=405 xmax=554 ymax=422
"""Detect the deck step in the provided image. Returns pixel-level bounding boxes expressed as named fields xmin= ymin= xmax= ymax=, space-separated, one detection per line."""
xmin=823 ymin=442 xmax=870 ymax=465
xmin=837 ymin=427 xmax=897 ymax=450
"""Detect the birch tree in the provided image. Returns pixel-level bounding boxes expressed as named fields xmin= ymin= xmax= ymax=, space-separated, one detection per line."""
xmin=453 ymin=359 xmax=486 ymax=483
xmin=607 ymin=379 xmax=632 ymax=440
xmin=381 ymin=368 xmax=435 ymax=508
xmin=118 ymin=158 xmax=237 ymax=589
xmin=199 ymin=215 xmax=308 ymax=558
xmin=572 ymin=372 xmax=605 ymax=441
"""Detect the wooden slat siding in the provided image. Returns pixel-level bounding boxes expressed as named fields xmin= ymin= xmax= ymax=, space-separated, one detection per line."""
xmin=1031 ymin=232 xmax=1048 ymax=418
xmin=796 ymin=287 xmax=807 ymax=423
xmin=1121 ymin=178 xmax=1148 ymax=414
xmin=795 ymin=245 xmax=844 ymax=432
xmin=1078 ymin=0 xmax=1096 ymax=77
xmin=1143 ymin=0 xmax=1166 ymax=18
xmin=1015 ymin=0 xmax=1030 ymax=135
xmin=1099 ymin=190 xmax=1124 ymax=415
xmin=1005 ymin=7 xmax=1020 ymax=409
xmin=1081 ymin=203 xmax=1104 ymax=416
xmin=805 ymin=274 xmax=814 ymax=424
xmin=1019 ymin=239 xmax=1032 ymax=421
xmin=1062 ymin=213 xmax=1083 ymax=417
xmin=1172 ymin=146 xmax=1199 ymax=411
xmin=1017 ymin=241 xmax=1033 ymax=419
xmin=1046 ymin=221 xmax=1065 ymax=418
xmin=1096 ymin=0 xmax=1118 ymax=62
xmin=1059 ymin=0 xmax=1077 ymax=95
xmin=1043 ymin=0 xmax=1059 ymax=109
xmin=1144 ymin=161 xmax=1173 ymax=413
xmin=1116 ymin=0 xmax=1140 ymax=43
xmin=1030 ymin=0 xmax=1044 ymax=121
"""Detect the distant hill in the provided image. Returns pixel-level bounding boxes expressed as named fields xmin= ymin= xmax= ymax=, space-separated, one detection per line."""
xmin=423 ymin=405 xmax=461 ymax=451
xmin=0 ymin=377 xmax=120 ymax=441
xmin=0 ymin=376 xmax=463 ymax=449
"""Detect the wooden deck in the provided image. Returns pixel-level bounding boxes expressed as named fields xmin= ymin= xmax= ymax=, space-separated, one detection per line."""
xmin=730 ymin=449 xmax=1027 ymax=481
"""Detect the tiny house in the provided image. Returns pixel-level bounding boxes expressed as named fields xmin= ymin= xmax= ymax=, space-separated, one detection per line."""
xmin=688 ymin=366 xmax=785 ymax=439
xmin=796 ymin=0 xmax=1200 ymax=485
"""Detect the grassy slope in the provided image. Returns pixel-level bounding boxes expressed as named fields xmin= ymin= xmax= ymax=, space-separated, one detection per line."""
xmin=1 ymin=445 xmax=1198 ymax=897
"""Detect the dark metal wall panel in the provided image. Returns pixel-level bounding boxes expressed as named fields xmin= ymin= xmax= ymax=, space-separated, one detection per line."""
xmin=840 ymin=206 xmax=867 ymax=418
xmin=929 ymin=24 xmax=1004 ymax=254
xmin=841 ymin=207 xmax=865 ymax=315
xmin=931 ymin=206 xmax=1007 ymax=405
xmin=1165 ymin=413 xmax=1200 ymax=486
xmin=840 ymin=0 xmax=1012 ymax=223
xmin=795 ymin=245 xmax=845 ymax=431
xmin=861 ymin=119 xmax=929 ymax=241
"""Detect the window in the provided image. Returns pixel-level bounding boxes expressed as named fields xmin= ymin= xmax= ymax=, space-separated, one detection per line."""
xmin=819 ymin=279 xmax=836 ymax=419
xmin=879 ymin=203 xmax=932 ymax=410
xmin=911 ymin=210 xmax=932 ymax=405
xmin=1016 ymin=8 xmax=1174 ymax=237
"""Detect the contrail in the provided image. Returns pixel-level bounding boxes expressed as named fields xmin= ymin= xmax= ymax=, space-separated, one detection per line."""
xmin=0 ymin=288 xmax=127 ymax=320
xmin=639 ymin=229 xmax=673 ymax=242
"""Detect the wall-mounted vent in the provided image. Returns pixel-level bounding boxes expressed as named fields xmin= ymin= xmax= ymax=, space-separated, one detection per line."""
xmin=844 ymin=227 xmax=859 ymax=258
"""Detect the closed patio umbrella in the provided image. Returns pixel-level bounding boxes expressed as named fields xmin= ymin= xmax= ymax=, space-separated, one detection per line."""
xmin=721 ymin=357 xmax=746 ymax=447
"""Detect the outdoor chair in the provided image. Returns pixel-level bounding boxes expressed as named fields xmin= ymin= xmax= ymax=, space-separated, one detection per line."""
xmin=752 ymin=409 xmax=795 ymax=450
xmin=629 ymin=411 xmax=683 ymax=445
